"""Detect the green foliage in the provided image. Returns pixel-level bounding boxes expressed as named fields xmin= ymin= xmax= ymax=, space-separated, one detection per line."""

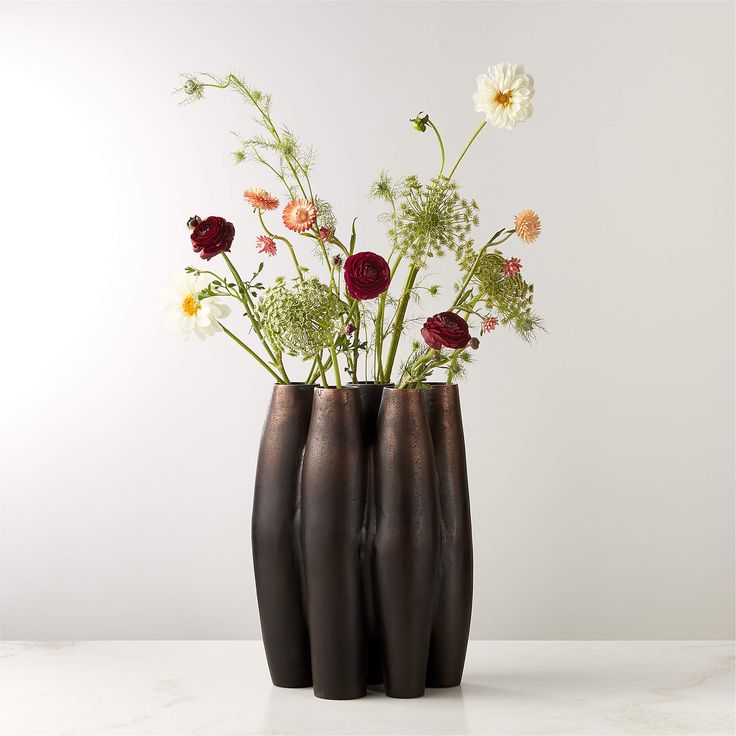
xmin=259 ymin=278 xmax=345 ymax=359
xmin=472 ymin=250 xmax=544 ymax=341
xmin=374 ymin=175 xmax=479 ymax=268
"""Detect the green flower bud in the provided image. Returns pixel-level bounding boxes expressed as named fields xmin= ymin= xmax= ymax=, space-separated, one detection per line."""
xmin=410 ymin=113 xmax=430 ymax=132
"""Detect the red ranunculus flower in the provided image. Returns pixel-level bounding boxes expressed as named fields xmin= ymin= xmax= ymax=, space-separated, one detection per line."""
xmin=343 ymin=251 xmax=391 ymax=300
xmin=421 ymin=312 xmax=471 ymax=350
xmin=191 ymin=216 xmax=235 ymax=261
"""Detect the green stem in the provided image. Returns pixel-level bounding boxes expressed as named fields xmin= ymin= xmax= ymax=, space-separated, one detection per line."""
xmin=219 ymin=322 xmax=284 ymax=383
xmin=328 ymin=342 xmax=342 ymax=388
xmin=427 ymin=120 xmax=445 ymax=177
xmin=383 ymin=264 xmax=419 ymax=381
xmin=258 ymin=212 xmax=304 ymax=282
xmin=221 ymin=253 xmax=288 ymax=382
xmin=447 ymin=120 xmax=487 ymax=179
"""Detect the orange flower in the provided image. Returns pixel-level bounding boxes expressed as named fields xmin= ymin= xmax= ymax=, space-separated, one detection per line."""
xmin=282 ymin=198 xmax=317 ymax=233
xmin=244 ymin=188 xmax=280 ymax=211
xmin=514 ymin=209 xmax=541 ymax=244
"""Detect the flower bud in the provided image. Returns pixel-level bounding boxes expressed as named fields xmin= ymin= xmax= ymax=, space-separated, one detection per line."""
xmin=331 ymin=254 xmax=343 ymax=268
xmin=187 ymin=215 xmax=202 ymax=231
xmin=410 ymin=113 xmax=430 ymax=132
xmin=319 ymin=227 xmax=332 ymax=243
xmin=343 ymin=323 xmax=356 ymax=336
xmin=469 ymin=337 xmax=480 ymax=350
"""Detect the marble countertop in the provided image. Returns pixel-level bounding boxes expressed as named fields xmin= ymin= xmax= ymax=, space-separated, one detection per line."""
xmin=1 ymin=641 xmax=733 ymax=735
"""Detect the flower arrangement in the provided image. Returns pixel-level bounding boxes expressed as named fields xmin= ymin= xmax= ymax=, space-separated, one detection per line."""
xmin=164 ymin=64 xmax=543 ymax=389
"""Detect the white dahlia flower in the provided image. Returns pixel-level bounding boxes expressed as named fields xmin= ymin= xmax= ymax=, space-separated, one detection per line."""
xmin=160 ymin=273 xmax=230 ymax=340
xmin=473 ymin=63 xmax=534 ymax=129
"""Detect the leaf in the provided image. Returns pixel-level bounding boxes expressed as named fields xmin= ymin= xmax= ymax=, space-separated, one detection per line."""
xmin=349 ymin=218 xmax=357 ymax=253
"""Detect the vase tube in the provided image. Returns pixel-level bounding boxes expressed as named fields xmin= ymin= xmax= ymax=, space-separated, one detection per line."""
xmin=301 ymin=387 xmax=367 ymax=700
xmin=351 ymin=382 xmax=391 ymax=686
xmin=373 ymin=388 xmax=440 ymax=698
xmin=423 ymin=383 xmax=473 ymax=688
xmin=252 ymin=383 xmax=314 ymax=688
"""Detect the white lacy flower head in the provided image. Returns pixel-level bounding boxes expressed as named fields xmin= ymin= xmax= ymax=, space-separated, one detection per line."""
xmin=160 ymin=273 xmax=230 ymax=340
xmin=473 ymin=63 xmax=534 ymax=129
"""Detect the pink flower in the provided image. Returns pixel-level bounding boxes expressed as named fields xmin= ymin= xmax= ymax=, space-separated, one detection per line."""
xmin=256 ymin=235 xmax=277 ymax=257
xmin=318 ymin=227 xmax=331 ymax=242
xmin=482 ymin=316 xmax=499 ymax=333
xmin=282 ymin=198 xmax=317 ymax=233
xmin=503 ymin=257 xmax=522 ymax=278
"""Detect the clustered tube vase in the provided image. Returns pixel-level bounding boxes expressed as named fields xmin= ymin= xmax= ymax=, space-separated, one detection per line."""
xmin=301 ymin=387 xmax=367 ymax=700
xmin=251 ymin=382 xmax=473 ymax=699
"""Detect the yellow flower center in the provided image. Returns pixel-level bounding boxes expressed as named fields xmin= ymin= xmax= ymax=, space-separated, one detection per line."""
xmin=181 ymin=293 xmax=200 ymax=316
xmin=494 ymin=90 xmax=513 ymax=108
xmin=295 ymin=208 xmax=310 ymax=224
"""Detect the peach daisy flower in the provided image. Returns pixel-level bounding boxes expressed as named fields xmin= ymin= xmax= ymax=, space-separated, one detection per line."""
xmin=256 ymin=235 xmax=277 ymax=257
xmin=283 ymin=198 xmax=317 ymax=233
xmin=514 ymin=209 xmax=541 ymax=244
xmin=244 ymin=188 xmax=280 ymax=211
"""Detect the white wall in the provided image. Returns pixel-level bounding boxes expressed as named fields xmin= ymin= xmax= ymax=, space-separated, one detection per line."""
xmin=1 ymin=1 xmax=733 ymax=640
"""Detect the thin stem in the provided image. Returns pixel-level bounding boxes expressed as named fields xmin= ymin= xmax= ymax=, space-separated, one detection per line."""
xmin=258 ymin=211 xmax=304 ymax=282
xmin=221 ymin=253 xmax=288 ymax=382
xmin=383 ymin=264 xmax=419 ymax=381
xmin=427 ymin=120 xmax=445 ymax=177
xmin=447 ymin=120 xmax=487 ymax=179
xmin=219 ymin=322 xmax=284 ymax=383
xmin=328 ymin=342 xmax=342 ymax=389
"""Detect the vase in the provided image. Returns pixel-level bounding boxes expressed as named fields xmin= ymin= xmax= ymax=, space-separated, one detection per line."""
xmin=301 ymin=387 xmax=367 ymax=700
xmin=373 ymin=388 xmax=441 ymax=698
xmin=252 ymin=383 xmax=314 ymax=688
xmin=423 ymin=383 xmax=473 ymax=688
xmin=351 ymin=382 xmax=391 ymax=686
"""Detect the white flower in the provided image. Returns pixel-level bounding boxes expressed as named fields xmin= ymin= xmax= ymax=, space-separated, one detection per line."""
xmin=159 ymin=273 xmax=231 ymax=340
xmin=473 ymin=63 xmax=534 ymax=129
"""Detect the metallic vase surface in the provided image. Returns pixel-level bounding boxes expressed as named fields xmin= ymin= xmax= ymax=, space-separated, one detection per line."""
xmin=351 ymin=382 xmax=391 ymax=686
xmin=252 ymin=383 xmax=314 ymax=688
xmin=301 ymin=387 xmax=367 ymax=700
xmin=373 ymin=388 xmax=441 ymax=698
xmin=423 ymin=383 xmax=473 ymax=688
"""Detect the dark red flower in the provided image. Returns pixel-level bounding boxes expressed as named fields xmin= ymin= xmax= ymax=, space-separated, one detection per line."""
xmin=191 ymin=216 xmax=235 ymax=261
xmin=343 ymin=251 xmax=390 ymax=300
xmin=421 ymin=312 xmax=471 ymax=350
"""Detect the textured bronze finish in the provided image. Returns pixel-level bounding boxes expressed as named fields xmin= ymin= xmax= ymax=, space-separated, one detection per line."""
xmin=423 ymin=383 xmax=473 ymax=688
xmin=252 ymin=383 xmax=314 ymax=688
xmin=351 ymin=383 xmax=391 ymax=686
xmin=373 ymin=388 xmax=441 ymax=698
xmin=301 ymin=387 xmax=367 ymax=700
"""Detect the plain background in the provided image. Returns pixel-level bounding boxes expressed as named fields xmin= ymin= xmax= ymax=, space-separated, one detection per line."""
xmin=1 ymin=1 xmax=733 ymax=641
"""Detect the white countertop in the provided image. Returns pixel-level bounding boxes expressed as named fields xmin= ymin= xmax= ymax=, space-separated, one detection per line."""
xmin=1 ymin=641 xmax=733 ymax=735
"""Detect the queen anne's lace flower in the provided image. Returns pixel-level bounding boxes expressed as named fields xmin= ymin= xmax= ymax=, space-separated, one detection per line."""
xmin=160 ymin=273 xmax=230 ymax=340
xmin=473 ymin=64 xmax=534 ymax=129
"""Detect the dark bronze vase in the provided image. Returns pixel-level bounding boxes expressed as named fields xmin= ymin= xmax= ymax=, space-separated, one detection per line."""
xmin=351 ymin=383 xmax=391 ymax=686
xmin=423 ymin=383 xmax=473 ymax=688
xmin=373 ymin=388 xmax=441 ymax=698
xmin=252 ymin=384 xmax=314 ymax=688
xmin=301 ymin=387 xmax=367 ymax=700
